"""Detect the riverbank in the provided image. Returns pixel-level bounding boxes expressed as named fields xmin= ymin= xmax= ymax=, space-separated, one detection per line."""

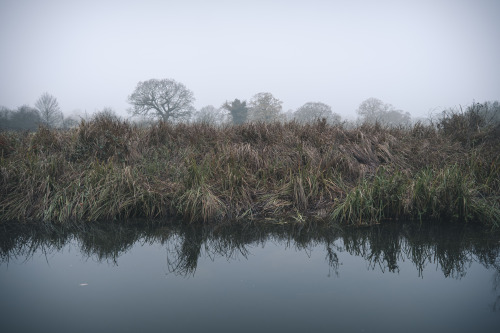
xmin=1 ymin=109 xmax=499 ymax=227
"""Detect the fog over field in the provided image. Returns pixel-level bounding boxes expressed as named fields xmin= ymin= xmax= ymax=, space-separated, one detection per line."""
xmin=1 ymin=0 xmax=499 ymax=120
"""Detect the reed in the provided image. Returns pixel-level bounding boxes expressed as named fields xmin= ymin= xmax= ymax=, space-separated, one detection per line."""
xmin=0 ymin=107 xmax=498 ymax=227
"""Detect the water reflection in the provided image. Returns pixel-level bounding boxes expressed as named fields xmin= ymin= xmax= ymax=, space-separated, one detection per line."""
xmin=2 ymin=221 xmax=499 ymax=282
xmin=2 ymin=220 xmax=500 ymax=333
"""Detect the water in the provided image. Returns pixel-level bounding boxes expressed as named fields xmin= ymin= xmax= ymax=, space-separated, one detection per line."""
xmin=1 ymin=222 xmax=499 ymax=333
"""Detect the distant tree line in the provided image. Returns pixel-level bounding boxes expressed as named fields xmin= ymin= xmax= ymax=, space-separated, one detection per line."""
xmin=4 ymin=78 xmax=498 ymax=131
xmin=127 ymin=78 xmax=346 ymax=126
xmin=1 ymin=93 xmax=80 ymax=132
xmin=126 ymin=78 xmax=428 ymax=126
xmin=0 ymin=105 xmax=41 ymax=131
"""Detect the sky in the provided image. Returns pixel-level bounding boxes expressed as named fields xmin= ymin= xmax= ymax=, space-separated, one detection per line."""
xmin=1 ymin=0 xmax=499 ymax=120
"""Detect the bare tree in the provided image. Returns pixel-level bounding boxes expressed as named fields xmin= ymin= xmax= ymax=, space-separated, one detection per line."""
xmin=192 ymin=105 xmax=229 ymax=125
xmin=294 ymin=102 xmax=341 ymax=124
xmin=357 ymin=97 xmax=410 ymax=125
xmin=248 ymin=92 xmax=282 ymax=123
xmin=35 ymin=93 xmax=62 ymax=128
xmin=127 ymin=78 xmax=195 ymax=122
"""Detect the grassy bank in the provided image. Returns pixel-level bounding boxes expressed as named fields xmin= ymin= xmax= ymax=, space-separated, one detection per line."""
xmin=1 ymin=108 xmax=499 ymax=227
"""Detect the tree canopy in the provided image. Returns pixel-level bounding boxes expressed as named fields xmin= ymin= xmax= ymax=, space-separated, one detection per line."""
xmin=294 ymin=102 xmax=341 ymax=124
xmin=127 ymin=78 xmax=195 ymax=122
xmin=357 ymin=97 xmax=410 ymax=125
xmin=6 ymin=105 xmax=41 ymax=131
xmin=248 ymin=92 xmax=282 ymax=123
xmin=192 ymin=105 xmax=229 ymax=125
xmin=222 ymin=99 xmax=248 ymax=125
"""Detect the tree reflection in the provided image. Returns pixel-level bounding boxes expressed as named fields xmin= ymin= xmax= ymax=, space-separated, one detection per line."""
xmin=1 ymin=221 xmax=499 ymax=284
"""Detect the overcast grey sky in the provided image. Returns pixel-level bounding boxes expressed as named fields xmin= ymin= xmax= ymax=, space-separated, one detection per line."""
xmin=1 ymin=0 xmax=499 ymax=120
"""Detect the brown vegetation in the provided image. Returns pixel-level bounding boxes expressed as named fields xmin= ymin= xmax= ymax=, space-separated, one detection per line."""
xmin=0 ymin=106 xmax=499 ymax=227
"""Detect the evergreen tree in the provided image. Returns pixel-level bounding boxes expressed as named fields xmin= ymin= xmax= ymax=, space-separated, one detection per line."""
xmin=223 ymin=99 xmax=248 ymax=125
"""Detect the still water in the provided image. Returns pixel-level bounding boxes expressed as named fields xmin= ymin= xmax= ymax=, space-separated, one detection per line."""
xmin=1 ymin=221 xmax=499 ymax=333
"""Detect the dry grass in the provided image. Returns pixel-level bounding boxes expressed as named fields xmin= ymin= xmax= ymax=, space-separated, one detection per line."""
xmin=0 ymin=107 xmax=498 ymax=227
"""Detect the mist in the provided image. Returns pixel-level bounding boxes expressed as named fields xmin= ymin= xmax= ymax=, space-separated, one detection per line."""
xmin=1 ymin=0 xmax=499 ymax=120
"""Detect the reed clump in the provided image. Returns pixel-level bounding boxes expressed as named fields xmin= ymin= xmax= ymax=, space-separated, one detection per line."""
xmin=0 ymin=104 xmax=498 ymax=227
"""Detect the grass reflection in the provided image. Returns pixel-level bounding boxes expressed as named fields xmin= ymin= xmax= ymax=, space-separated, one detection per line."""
xmin=1 ymin=221 xmax=499 ymax=282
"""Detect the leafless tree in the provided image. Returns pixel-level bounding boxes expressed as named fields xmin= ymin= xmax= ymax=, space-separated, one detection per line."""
xmin=192 ymin=105 xmax=229 ymax=125
xmin=248 ymin=92 xmax=282 ymax=122
xmin=357 ymin=97 xmax=410 ymax=125
xmin=35 ymin=93 xmax=62 ymax=128
xmin=294 ymin=102 xmax=341 ymax=124
xmin=127 ymin=78 xmax=195 ymax=122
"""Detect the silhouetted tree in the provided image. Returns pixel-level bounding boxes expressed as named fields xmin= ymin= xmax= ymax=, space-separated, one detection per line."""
xmin=35 ymin=92 xmax=63 ymax=128
xmin=128 ymin=78 xmax=195 ymax=122
xmin=223 ymin=99 xmax=248 ymax=125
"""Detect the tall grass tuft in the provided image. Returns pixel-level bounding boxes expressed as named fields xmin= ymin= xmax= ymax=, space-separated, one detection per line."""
xmin=331 ymin=169 xmax=407 ymax=225
xmin=410 ymin=165 xmax=499 ymax=226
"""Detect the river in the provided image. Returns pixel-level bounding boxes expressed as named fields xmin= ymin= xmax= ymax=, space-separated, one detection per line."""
xmin=1 ymin=221 xmax=499 ymax=332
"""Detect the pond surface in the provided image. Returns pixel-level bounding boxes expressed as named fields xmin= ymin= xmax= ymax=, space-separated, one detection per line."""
xmin=1 ymin=221 xmax=500 ymax=333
